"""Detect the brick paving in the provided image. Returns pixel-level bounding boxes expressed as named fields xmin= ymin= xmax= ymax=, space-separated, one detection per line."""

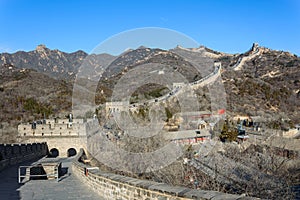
xmin=0 ymin=157 xmax=103 ymax=200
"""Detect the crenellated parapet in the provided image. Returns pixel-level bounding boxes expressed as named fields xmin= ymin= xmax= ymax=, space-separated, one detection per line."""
xmin=0 ymin=142 xmax=48 ymax=171
xmin=18 ymin=118 xmax=89 ymax=137
xmin=72 ymin=149 xmax=259 ymax=200
xmin=17 ymin=118 xmax=99 ymax=157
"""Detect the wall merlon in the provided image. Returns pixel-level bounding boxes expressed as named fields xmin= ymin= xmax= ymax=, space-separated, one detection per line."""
xmin=20 ymin=119 xmax=91 ymax=157
xmin=18 ymin=118 xmax=90 ymax=137
xmin=0 ymin=142 xmax=48 ymax=171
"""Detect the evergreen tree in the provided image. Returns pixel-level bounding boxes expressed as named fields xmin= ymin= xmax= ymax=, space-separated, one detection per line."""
xmin=219 ymin=120 xmax=238 ymax=142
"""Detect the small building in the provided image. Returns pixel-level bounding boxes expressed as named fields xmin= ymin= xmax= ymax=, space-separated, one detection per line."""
xmin=165 ymin=129 xmax=211 ymax=145
xmin=174 ymin=112 xmax=211 ymax=130
xmin=233 ymin=116 xmax=250 ymax=122
xmin=172 ymin=82 xmax=185 ymax=89
xmin=250 ymin=116 xmax=265 ymax=131
xmin=175 ymin=111 xmax=212 ymax=121
xmin=237 ymin=124 xmax=249 ymax=142
xmin=237 ymin=134 xmax=249 ymax=142
xmin=197 ymin=120 xmax=207 ymax=129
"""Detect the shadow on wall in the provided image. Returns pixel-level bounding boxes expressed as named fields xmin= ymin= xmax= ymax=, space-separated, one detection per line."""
xmin=47 ymin=148 xmax=77 ymax=158
xmin=30 ymin=164 xmax=47 ymax=180
xmin=48 ymin=148 xmax=59 ymax=158
xmin=67 ymin=148 xmax=77 ymax=157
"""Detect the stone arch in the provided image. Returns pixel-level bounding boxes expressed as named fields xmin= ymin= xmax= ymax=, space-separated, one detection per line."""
xmin=26 ymin=137 xmax=87 ymax=157
xmin=49 ymin=148 xmax=59 ymax=157
xmin=67 ymin=148 xmax=77 ymax=157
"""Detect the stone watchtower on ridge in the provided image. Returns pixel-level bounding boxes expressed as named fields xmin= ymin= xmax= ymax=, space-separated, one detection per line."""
xmin=251 ymin=43 xmax=259 ymax=52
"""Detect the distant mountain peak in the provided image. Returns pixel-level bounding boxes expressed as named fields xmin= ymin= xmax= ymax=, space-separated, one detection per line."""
xmin=35 ymin=44 xmax=49 ymax=52
xmin=174 ymin=45 xmax=205 ymax=52
xmin=137 ymin=45 xmax=148 ymax=49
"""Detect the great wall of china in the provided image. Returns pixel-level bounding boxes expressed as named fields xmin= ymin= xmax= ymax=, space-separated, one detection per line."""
xmin=0 ymin=143 xmax=47 ymax=171
xmin=72 ymin=149 xmax=258 ymax=200
xmin=106 ymin=61 xmax=222 ymax=113
xmin=232 ymin=43 xmax=261 ymax=71
xmin=0 ymin=47 xmax=268 ymax=199
xmin=106 ymin=43 xmax=263 ymax=114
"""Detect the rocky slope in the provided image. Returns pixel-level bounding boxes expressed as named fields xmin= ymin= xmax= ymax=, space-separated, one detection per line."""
xmin=0 ymin=64 xmax=72 ymax=142
xmin=220 ymin=47 xmax=300 ymax=126
xmin=0 ymin=44 xmax=115 ymax=80
xmin=0 ymin=44 xmax=299 ymax=142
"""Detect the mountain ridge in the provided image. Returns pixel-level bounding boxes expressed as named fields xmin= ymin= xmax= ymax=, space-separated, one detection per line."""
xmin=0 ymin=43 xmax=299 ymax=143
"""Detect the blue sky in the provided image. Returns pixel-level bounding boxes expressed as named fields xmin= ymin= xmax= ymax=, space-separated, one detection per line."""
xmin=0 ymin=0 xmax=299 ymax=55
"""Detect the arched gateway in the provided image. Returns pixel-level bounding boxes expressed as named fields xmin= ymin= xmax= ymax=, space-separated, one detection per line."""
xmin=18 ymin=118 xmax=99 ymax=157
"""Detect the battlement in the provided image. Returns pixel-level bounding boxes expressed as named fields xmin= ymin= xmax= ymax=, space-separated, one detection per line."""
xmin=72 ymin=149 xmax=258 ymax=200
xmin=18 ymin=118 xmax=94 ymax=138
xmin=0 ymin=143 xmax=47 ymax=171
xmin=17 ymin=119 xmax=100 ymax=157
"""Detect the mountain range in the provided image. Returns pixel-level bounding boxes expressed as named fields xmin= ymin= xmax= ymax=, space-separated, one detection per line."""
xmin=0 ymin=43 xmax=299 ymax=142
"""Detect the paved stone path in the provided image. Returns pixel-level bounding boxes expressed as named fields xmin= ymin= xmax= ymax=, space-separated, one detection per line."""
xmin=0 ymin=157 xmax=103 ymax=200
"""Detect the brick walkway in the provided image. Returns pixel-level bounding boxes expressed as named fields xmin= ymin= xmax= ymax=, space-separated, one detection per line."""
xmin=0 ymin=157 xmax=102 ymax=200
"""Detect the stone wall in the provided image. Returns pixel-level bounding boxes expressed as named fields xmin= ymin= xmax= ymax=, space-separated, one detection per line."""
xmin=0 ymin=142 xmax=47 ymax=171
xmin=72 ymin=149 xmax=259 ymax=200
xmin=26 ymin=136 xmax=86 ymax=157
xmin=18 ymin=119 xmax=87 ymax=137
xmin=233 ymin=47 xmax=261 ymax=71
xmin=190 ymin=63 xmax=221 ymax=89
xmin=18 ymin=119 xmax=99 ymax=157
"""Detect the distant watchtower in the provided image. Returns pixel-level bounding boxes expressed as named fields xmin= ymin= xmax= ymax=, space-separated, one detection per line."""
xmin=251 ymin=43 xmax=259 ymax=52
xmin=214 ymin=62 xmax=222 ymax=68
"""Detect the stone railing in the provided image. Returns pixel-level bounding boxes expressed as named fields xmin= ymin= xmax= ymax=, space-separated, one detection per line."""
xmin=72 ymin=149 xmax=260 ymax=200
xmin=0 ymin=142 xmax=48 ymax=171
